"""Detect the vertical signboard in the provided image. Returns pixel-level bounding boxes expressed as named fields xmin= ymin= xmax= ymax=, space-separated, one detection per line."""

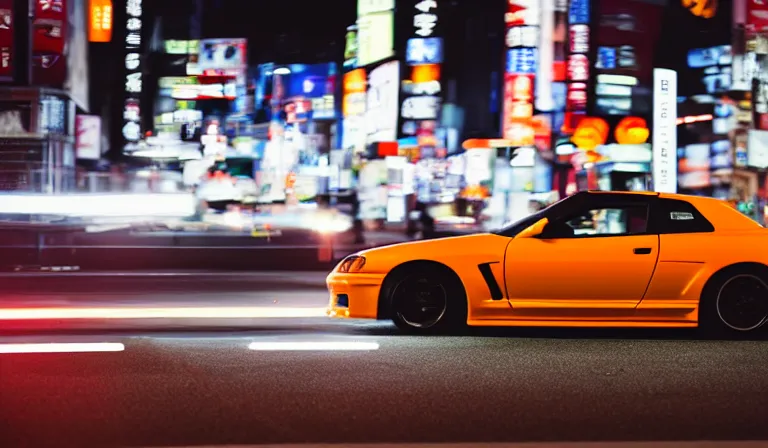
xmin=652 ymin=68 xmax=677 ymax=193
xmin=0 ymin=1 xmax=13 ymax=82
xmin=564 ymin=0 xmax=590 ymax=133
xmin=75 ymin=114 xmax=102 ymax=159
xmin=356 ymin=0 xmax=394 ymax=67
xmin=342 ymin=68 xmax=367 ymax=153
xmin=32 ymin=0 xmax=67 ymax=86
xmin=366 ymin=60 xmax=399 ymax=144
xmin=88 ymin=0 xmax=112 ymax=42
xmin=122 ymin=0 xmax=143 ymax=151
xmin=502 ymin=0 xmax=539 ymax=146
xmin=343 ymin=24 xmax=358 ymax=70
xmin=400 ymin=0 xmax=442 ymax=159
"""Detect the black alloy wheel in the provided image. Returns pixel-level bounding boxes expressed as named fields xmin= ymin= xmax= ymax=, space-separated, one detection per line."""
xmin=715 ymin=274 xmax=768 ymax=333
xmin=388 ymin=266 xmax=466 ymax=334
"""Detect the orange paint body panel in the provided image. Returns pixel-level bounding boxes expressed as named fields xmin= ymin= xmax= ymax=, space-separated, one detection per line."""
xmin=326 ymin=192 xmax=768 ymax=329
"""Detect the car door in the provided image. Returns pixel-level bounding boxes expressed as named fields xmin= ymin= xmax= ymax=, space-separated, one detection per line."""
xmin=504 ymin=198 xmax=660 ymax=316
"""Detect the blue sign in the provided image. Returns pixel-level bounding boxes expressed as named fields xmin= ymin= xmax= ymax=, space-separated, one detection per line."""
xmin=284 ymin=63 xmax=336 ymax=99
xmin=406 ymin=37 xmax=444 ymax=65
xmin=597 ymin=47 xmax=617 ymax=70
xmin=506 ymin=48 xmax=537 ymax=74
xmin=569 ymin=0 xmax=590 ymax=25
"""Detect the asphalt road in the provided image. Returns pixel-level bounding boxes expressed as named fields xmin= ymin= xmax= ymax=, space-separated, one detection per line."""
xmin=1 ymin=327 xmax=768 ymax=448
xmin=1 ymin=273 xmax=768 ymax=447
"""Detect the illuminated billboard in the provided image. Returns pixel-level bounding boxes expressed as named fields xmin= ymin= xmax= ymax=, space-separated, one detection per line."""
xmin=502 ymin=0 xmax=539 ymax=145
xmin=366 ymin=60 xmax=400 ymax=144
xmin=343 ymin=68 xmax=366 ymax=118
xmin=357 ymin=11 xmax=393 ymax=66
xmin=198 ymin=38 xmax=247 ymax=71
xmin=400 ymin=0 xmax=442 ymax=154
xmin=88 ymin=0 xmax=112 ymax=43
xmin=122 ymin=0 xmax=143 ymax=149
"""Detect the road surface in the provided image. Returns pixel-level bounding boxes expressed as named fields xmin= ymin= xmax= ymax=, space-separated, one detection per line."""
xmin=0 ymin=272 xmax=767 ymax=447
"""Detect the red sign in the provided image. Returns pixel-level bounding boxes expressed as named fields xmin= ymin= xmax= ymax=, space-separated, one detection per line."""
xmin=569 ymin=25 xmax=589 ymax=54
xmin=566 ymin=83 xmax=588 ymax=110
xmin=747 ymin=0 xmax=768 ymax=32
xmin=567 ymin=54 xmax=589 ymax=82
xmin=502 ymin=74 xmax=535 ymax=145
xmin=32 ymin=0 xmax=67 ymax=86
xmin=0 ymin=1 xmax=13 ymax=82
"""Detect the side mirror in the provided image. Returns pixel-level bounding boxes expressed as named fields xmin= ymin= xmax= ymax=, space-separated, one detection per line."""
xmin=516 ymin=218 xmax=549 ymax=239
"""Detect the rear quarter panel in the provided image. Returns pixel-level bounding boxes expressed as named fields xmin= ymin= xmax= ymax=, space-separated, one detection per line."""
xmin=640 ymin=196 xmax=768 ymax=321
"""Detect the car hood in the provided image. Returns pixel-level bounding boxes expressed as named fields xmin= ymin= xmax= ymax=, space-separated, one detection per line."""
xmin=353 ymin=233 xmax=510 ymax=273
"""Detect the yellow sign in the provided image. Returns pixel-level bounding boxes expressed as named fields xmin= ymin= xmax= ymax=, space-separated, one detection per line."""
xmin=88 ymin=0 xmax=112 ymax=43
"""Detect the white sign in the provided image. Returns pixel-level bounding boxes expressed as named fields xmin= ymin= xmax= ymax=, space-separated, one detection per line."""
xmin=365 ymin=61 xmax=400 ymax=143
xmin=124 ymin=0 xmax=142 ymax=147
xmin=357 ymin=12 xmax=394 ymax=66
xmin=414 ymin=0 xmax=437 ymax=37
xmin=506 ymin=26 xmax=539 ymax=48
xmin=747 ymin=130 xmax=768 ymax=169
xmin=76 ymin=115 xmax=102 ymax=160
xmin=357 ymin=0 xmax=394 ymax=16
xmin=652 ymin=68 xmax=678 ymax=193
xmin=401 ymin=95 xmax=440 ymax=120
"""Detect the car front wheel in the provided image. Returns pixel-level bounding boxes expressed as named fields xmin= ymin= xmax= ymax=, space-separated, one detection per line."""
xmin=386 ymin=265 xmax=466 ymax=334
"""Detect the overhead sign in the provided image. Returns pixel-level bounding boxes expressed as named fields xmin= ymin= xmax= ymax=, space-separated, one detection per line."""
xmin=652 ymin=68 xmax=677 ymax=193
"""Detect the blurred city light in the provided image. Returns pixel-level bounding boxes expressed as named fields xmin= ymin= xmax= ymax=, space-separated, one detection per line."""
xmin=248 ymin=341 xmax=380 ymax=351
xmin=0 ymin=306 xmax=328 ymax=320
xmin=0 ymin=343 xmax=125 ymax=354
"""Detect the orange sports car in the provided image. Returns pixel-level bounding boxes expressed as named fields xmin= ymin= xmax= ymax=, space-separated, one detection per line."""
xmin=326 ymin=191 xmax=768 ymax=337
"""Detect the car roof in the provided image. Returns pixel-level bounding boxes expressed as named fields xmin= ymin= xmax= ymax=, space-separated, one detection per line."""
xmin=579 ymin=191 xmax=760 ymax=230
xmin=583 ymin=190 xmax=658 ymax=196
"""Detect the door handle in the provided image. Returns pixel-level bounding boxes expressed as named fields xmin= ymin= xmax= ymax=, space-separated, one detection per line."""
xmin=633 ymin=247 xmax=652 ymax=255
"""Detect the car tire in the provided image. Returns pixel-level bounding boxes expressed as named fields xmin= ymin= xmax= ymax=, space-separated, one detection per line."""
xmin=384 ymin=264 xmax=467 ymax=334
xmin=699 ymin=265 xmax=768 ymax=339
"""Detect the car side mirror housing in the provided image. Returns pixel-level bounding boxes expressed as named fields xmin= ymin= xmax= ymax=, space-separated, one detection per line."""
xmin=516 ymin=218 xmax=549 ymax=238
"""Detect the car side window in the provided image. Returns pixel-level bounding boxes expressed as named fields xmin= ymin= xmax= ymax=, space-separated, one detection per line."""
xmin=653 ymin=198 xmax=715 ymax=234
xmin=543 ymin=204 xmax=649 ymax=239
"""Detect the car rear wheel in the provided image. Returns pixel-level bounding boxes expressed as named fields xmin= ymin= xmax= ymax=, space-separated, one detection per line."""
xmin=386 ymin=265 xmax=466 ymax=334
xmin=701 ymin=266 xmax=768 ymax=338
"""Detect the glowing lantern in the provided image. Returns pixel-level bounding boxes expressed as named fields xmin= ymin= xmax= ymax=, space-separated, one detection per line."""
xmin=614 ymin=116 xmax=650 ymax=145
xmin=680 ymin=0 xmax=717 ymax=18
xmin=571 ymin=117 xmax=609 ymax=151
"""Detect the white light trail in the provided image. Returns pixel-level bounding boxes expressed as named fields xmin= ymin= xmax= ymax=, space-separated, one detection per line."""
xmin=0 ymin=306 xmax=328 ymax=320
xmin=0 ymin=342 xmax=125 ymax=354
xmin=248 ymin=341 xmax=380 ymax=351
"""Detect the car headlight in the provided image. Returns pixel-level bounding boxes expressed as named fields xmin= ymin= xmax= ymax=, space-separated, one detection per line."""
xmin=338 ymin=255 xmax=366 ymax=273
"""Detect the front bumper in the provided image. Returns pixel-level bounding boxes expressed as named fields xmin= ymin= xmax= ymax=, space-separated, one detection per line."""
xmin=326 ymin=271 xmax=386 ymax=319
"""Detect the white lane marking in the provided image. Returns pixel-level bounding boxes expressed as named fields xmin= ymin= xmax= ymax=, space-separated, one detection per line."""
xmin=0 ymin=306 xmax=328 ymax=320
xmin=0 ymin=342 xmax=125 ymax=354
xmin=149 ymin=442 xmax=768 ymax=448
xmin=248 ymin=341 xmax=380 ymax=351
